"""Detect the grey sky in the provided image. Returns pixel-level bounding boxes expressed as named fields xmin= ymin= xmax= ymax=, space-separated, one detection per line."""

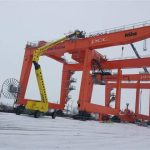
xmin=0 ymin=0 xmax=150 ymax=114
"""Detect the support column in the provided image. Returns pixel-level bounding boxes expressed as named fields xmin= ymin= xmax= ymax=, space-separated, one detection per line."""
xmin=78 ymin=49 xmax=94 ymax=110
xmin=60 ymin=64 xmax=71 ymax=109
xmin=105 ymin=82 xmax=112 ymax=107
xmin=135 ymin=80 xmax=140 ymax=115
xmin=115 ymin=69 xmax=122 ymax=111
xmin=86 ymin=76 xmax=94 ymax=103
xmin=17 ymin=49 xmax=32 ymax=105
xmin=149 ymin=90 xmax=150 ymax=117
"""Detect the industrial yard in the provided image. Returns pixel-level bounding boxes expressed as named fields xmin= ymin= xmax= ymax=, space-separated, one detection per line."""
xmin=0 ymin=1 xmax=150 ymax=150
xmin=0 ymin=112 xmax=150 ymax=150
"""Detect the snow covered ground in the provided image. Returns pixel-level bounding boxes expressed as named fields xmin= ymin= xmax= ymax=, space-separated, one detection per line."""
xmin=0 ymin=112 xmax=150 ymax=150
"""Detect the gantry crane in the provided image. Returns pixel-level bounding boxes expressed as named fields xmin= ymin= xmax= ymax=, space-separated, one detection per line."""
xmin=16 ymin=20 xmax=150 ymax=122
xmin=15 ymin=30 xmax=85 ymax=117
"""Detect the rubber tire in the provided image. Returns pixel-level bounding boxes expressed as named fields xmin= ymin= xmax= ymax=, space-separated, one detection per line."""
xmin=34 ymin=111 xmax=41 ymax=118
xmin=15 ymin=105 xmax=25 ymax=115
xmin=111 ymin=115 xmax=121 ymax=123
xmin=15 ymin=108 xmax=21 ymax=115
xmin=51 ymin=111 xmax=57 ymax=119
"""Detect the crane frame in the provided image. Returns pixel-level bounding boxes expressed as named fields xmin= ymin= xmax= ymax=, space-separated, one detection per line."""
xmin=17 ymin=21 xmax=150 ymax=122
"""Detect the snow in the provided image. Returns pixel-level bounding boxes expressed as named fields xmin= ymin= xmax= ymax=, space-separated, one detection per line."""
xmin=0 ymin=113 xmax=150 ymax=150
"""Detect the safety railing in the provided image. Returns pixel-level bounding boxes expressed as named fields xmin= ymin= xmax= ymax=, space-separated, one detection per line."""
xmin=108 ymin=54 xmax=150 ymax=61
xmin=26 ymin=39 xmax=61 ymax=48
xmin=87 ymin=20 xmax=150 ymax=37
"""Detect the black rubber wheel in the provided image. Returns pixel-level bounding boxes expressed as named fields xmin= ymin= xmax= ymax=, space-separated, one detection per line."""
xmin=15 ymin=108 xmax=21 ymax=115
xmin=15 ymin=105 xmax=25 ymax=115
xmin=51 ymin=111 xmax=57 ymax=119
xmin=111 ymin=115 xmax=121 ymax=123
xmin=34 ymin=111 xmax=41 ymax=118
xmin=72 ymin=111 xmax=92 ymax=121
xmin=147 ymin=121 xmax=150 ymax=125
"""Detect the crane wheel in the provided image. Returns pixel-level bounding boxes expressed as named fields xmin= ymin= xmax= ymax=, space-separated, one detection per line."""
xmin=51 ymin=111 xmax=57 ymax=119
xmin=34 ymin=110 xmax=41 ymax=118
xmin=111 ymin=115 xmax=121 ymax=123
xmin=15 ymin=108 xmax=21 ymax=115
xmin=15 ymin=105 xmax=25 ymax=115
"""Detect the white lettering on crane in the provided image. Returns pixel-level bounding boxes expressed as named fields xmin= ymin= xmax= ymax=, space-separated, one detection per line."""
xmin=91 ymin=37 xmax=107 ymax=44
xmin=141 ymin=75 xmax=150 ymax=80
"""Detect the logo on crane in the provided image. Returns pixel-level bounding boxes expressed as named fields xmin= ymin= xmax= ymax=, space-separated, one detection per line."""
xmin=91 ymin=37 xmax=107 ymax=44
xmin=125 ymin=32 xmax=137 ymax=37
xmin=141 ymin=75 xmax=150 ymax=80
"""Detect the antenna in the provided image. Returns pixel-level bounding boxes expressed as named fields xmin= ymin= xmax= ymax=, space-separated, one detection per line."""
xmin=149 ymin=90 xmax=150 ymax=116
xmin=121 ymin=46 xmax=124 ymax=57
xmin=143 ymin=40 xmax=147 ymax=51
xmin=139 ymin=89 xmax=142 ymax=114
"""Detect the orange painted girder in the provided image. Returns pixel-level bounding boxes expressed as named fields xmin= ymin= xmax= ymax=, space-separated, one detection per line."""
xmin=42 ymin=26 xmax=150 ymax=54
xmin=25 ymin=26 xmax=150 ymax=61
xmin=99 ymin=74 xmax=150 ymax=81
xmin=136 ymin=114 xmax=150 ymax=121
xmin=101 ymin=57 xmax=150 ymax=69
xmin=65 ymin=64 xmax=83 ymax=71
xmin=79 ymin=102 xmax=119 ymax=115
xmin=107 ymin=83 xmax=150 ymax=89
xmin=89 ymin=26 xmax=150 ymax=49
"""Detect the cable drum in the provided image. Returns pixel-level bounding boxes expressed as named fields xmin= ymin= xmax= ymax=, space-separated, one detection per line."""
xmin=1 ymin=78 xmax=21 ymax=99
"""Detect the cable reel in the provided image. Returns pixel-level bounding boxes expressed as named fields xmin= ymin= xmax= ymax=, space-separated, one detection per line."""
xmin=1 ymin=78 xmax=21 ymax=100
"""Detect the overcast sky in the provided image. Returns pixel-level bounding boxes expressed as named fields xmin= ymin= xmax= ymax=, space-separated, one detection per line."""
xmin=0 ymin=0 xmax=150 ymax=114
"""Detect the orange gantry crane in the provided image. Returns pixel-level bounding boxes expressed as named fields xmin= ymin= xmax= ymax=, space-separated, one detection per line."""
xmin=16 ymin=21 xmax=150 ymax=122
